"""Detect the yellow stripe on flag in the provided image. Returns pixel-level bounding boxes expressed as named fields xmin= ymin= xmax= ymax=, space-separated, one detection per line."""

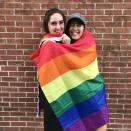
xmin=41 ymin=58 xmax=99 ymax=103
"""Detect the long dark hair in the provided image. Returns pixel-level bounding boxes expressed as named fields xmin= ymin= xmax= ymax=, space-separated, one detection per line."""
xmin=43 ymin=8 xmax=66 ymax=33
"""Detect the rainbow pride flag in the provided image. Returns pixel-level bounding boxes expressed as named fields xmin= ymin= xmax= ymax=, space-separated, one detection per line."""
xmin=30 ymin=30 xmax=109 ymax=131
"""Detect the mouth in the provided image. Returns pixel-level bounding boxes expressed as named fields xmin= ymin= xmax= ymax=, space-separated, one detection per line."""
xmin=56 ymin=31 xmax=61 ymax=33
xmin=71 ymin=31 xmax=79 ymax=36
xmin=55 ymin=28 xmax=64 ymax=33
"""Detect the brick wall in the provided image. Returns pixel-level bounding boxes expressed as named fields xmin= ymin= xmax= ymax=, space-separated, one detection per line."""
xmin=0 ymin=0 xmax=131 ymax=131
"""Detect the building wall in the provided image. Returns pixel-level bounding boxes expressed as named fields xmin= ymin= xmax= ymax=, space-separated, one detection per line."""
xmin=0 ymin=0 xmax=131 ymax=131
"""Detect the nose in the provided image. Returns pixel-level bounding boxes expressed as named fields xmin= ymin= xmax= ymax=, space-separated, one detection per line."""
xmin=56 ymin=23 xmax=61 ymax=30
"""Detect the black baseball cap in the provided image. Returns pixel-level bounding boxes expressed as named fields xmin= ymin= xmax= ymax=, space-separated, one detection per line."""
xmin=67 ymin=13 xmax=86 ymax=25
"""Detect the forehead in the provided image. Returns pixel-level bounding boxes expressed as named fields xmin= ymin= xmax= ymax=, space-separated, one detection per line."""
xmin=49 ymin=13 xmax=63 ymax=22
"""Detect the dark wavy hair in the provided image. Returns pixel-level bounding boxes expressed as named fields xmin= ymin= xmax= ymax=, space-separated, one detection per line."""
xmin=43 ymin=8 xmax=66 ymax=33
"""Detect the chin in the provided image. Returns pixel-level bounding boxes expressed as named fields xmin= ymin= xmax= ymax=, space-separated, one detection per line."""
xmin=72 ymin=36 xmax=79 ymax=40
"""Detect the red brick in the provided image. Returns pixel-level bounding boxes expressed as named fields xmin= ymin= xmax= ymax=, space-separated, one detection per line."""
xmin=27 ymin=93 xmax=37 ymax=97
xmin=23 ymin=16 xmax=40 ymax=21
xmin=10 ymin=93 xmax=26 ymax=97
xmin=68 ymin=10 xmax=85 ymax=15
xmin=33 ymin=11 xmax=46 ymax=17
xmin=4 ymin=107 xmax=18 ymax=112
xmin=8 ymin=61 xmax=24 ymax=66
xmin=20 ymin=117 xmax=34 ymax=121
xmin=0 ymin=10 xmax=14 ymax=15
xmin=113 ymin=16 xmax=130 ymax=21
xmin=87 ymin=10 xmax=104 ymax=15
xmin=35 ymin=128 xmax=44 ymax=131
xmin=1 ymin=66 xmax=17 ymax=71
xmin=2 ymin=87 xmax=17 ymax=92
xmin=15 ymin=10 xmax=32 ymax=15
xmin=77 ymin=4 xmax=94 ymax=9
xmin=11 ymin=122 xmax=26 ymax=126
xmin=0 ymin=39 xmax=6 ymax=44
xmin=0 ymin=50 xmax=6 ymax=55
xmin=23 ymin=39 xmax=39 ymax=45
xmin=105 ymin=10 xmax=122 ymax=15
xmin=113 ymin=28 xmax=130 ymax=33
xmin=3 ymin=127 xmax=19 ymax=131
xmin=0 ymin=82 xmax=9 ymax=86
xmin=0 ymin=33 xmax=15 ymax=38
xmin=0 ymin=2 xmax=5 ymax=8
xmin=19 ymin=98 xmax=34 ymax=102
xmin=5 ymin=3 xmax=22 ymax=8
xmin=0 ymin=21 xmax=15 ymax=26
xmin=105 ymin=22 xmax=122 ymax=27
xmin=41 ymin=4 xmax=58 ymax=9
xmin=115 ymin=3 xmax=131 ymax=9
xmin=106 ymin=0 xmax=123 ymax=2
xmin=3 ymin=97 xmax=18 ymax=102
xmin=16 ymin=33 xmax=32 ymax=38
xmin=25 ymin=72 xmax=36 ymax=77
xmin=0 ymin=27 xmax=6 ymax=32
xmin=87 ymin=0 xmax=104 ymax=2
xmin=19 ymin=107 xmax=36 ymax=112
xmin=6 ymin=16 xmax=22 ymax=21
xmin=103 ymin=34 xmax=120 ymax=39
xmin=0 ymin=71 xmax=8 ymax=76
xmin=95 ymin=16 xmax=112 ymax=21
xmin=23 ymin=3 xmax=40 ymax=9
xmin=24 ymin=28 xmax=41 ymax=33
xmin=19 ymin=87 xmax=35 ymax=92
xmin=26 ymin=112 xmax=37 ymax=117
xmin=124 ymin=10 xmax=131 ymax=15
xmin=112 ymin=39 xmax=129 ymax=45
xmin=7 ymin=27 xmax=23 ymax=32
xmin=11 ymin=103 xmax=26 ymax=107
xmin=0 ymin=61 xmax=7 ymax=65
xmin=96 ymin=4 xmax=113 ymax=9
xmin=87 ymin=22 xmax=104 ymax=27
xmin=9 ymin=71 xmax=24 ymax=76
xmin=121 ymin=34 xmax=131 ymax=39
xmin=2 ymin=77 xmax=17 ymax=82
xmin=4 ymin=117 xmax=19 ymax=121
xmin=7 ymin=39 xmax=24 ymax=44
xmin=0 ymin=122 xmax=10 ymax=126
xmin=27 ymin=122 xmax=43 ymax=127
xmin=108 ymin=123 xmax=123 ymax=128
xmin=19 ymin=127 xmax=36 ymax=131
xmin=96 ymin=28 xmax=112 ymax=34
xmin=11 ymin=112 xmax=26 ymax=116
xmin=59 ymin=4 xmax=77 ymax=9
xmin=16 ymin=22 xmax=33 ymax=27
xmin=26 ymin=103 xmax=37 ymax=107
xmin=0 ymin=112 xmax=10 ymax=116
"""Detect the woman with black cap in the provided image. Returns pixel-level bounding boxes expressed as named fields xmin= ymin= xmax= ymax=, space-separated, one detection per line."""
xmin=65 ymin=13 xmax=109 ymax=131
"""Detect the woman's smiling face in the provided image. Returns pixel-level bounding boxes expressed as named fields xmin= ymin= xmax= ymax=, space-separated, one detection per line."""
xmin=69 ymin=20 xmax=84 ymax=40
xmin=48 ymin=13 xmax=65 ymax=34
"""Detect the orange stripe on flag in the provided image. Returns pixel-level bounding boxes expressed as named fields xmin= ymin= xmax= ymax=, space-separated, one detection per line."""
xmin=38 ymin=44 xmax=96 ymax=86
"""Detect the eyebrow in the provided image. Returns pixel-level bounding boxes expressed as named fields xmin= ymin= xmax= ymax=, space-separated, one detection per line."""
xmin=49 ymin=20 xmax=64 ymax=24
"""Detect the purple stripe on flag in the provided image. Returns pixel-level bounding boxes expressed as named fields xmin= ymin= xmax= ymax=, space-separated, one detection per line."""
xmin=65 ymin=106 xmax=109 ymax=131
